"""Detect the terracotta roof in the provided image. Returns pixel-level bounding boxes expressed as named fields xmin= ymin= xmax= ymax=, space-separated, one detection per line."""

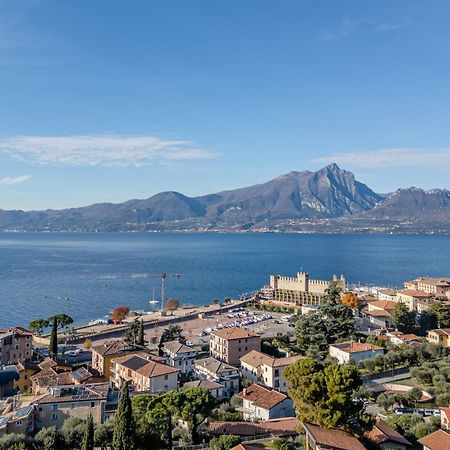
xmin=366 ymin=309 xmax=391 ymax=317
xmin=194 ymin=357 xmax=238 ymax=374
xmin=183 ymin=379 xmax=223 ymax=390
xmin=378 ymin=289 xmax=397 ymax=295
xmin=0 ymin=327 xmax=32 ymax=336
xmin=112 ymin=354 xmax=179 ymax=378
xmin=428 ymin=328 xmax=450 ymax=336
xmin=331 ymin=341 xmax=383 ymax=354
xmin=368 ymin=300 xmax=397 ymax=310
xmin=398 ymin=290 xmax=432 ymax=298
xmin=367 ymin=417 xmax=411 ymax=446
xmin=395 ymin=334 xmax=418 ymax=341
xmin=211 ymin=327 xmax=260 ymax=340
xmin=418 ymin=429 xmax=450 ymax=450
xmin=230 ymin=445 xmax=262 ymax=450
xmin=210 ymin=417 xmax=300 ymax=437
xmin=163 ymin=340 xmax=196 ymax=355
xmin=91 ymin=339 xmax=137 ymax=357
xmin=302 ymin=422 xmax=367 ymax=450
xmin=240 ymin=350 xmax=301 ymax=368
xmin=236 ymin=383 xmax=288 ymax=410
xmin=38 ymin=358 xmax=58 ymax=371
xmin=440 ymin=407 xmax=450 ymax=418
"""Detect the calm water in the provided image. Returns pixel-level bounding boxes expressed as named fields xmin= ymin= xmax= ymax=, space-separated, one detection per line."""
xmin=1 ymin=232 xmax=450 ymax=328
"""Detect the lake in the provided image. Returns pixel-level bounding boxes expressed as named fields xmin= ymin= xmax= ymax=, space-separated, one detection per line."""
xmin=1 ymin=232 xmax=450 ymax=328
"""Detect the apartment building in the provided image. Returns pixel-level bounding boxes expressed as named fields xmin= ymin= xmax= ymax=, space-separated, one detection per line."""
xmin=405 ymin=277 xmax=450 ymax=296
xmin=366 ymin=417 xmax=412 ymax=450
xmin=183 ymin=379 xmax=225 ymax=399
xmin=0 ymin=405 xmax=37 ymax=438
xmin=397 ymin=290 xmax=433 ymax=311
xmin=427 ymin=328 xmax=450 ymax=347
xmin=91 ymin=339 xmax=143 ymax=379
xmin=364 ymin=300 xmax=397 ymax=329
xmin=0 ymin=327 xmax=33 ymax=365
xmin=110 ymin=353 xmax=179 ymax=393
xmin=236 ymin=384 xmax=294 ymax=422
xmin=240 ymin=350 xmax=301 ymax=392
xmin=302 ymin=422 xmax=367 ymax=450
xmin=193 ymin=357 xmax=239 ymax=398
xmin=210 ymin=327 xmax=261 ymax=366
xmin=329 ymin=341 xmax=384 ymax=365
xmin=33 ymin=383 xmax=110 ymax=429
xmin=162 ymin=340 xmax=198 ymax=374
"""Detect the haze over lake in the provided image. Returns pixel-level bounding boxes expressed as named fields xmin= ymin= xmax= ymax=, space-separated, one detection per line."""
xmin=1 ymin=232 xmax=450 ymax=328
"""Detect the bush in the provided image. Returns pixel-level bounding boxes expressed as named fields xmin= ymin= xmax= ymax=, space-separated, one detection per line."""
xmin=209 ymin=435 xmax=241 ymax=450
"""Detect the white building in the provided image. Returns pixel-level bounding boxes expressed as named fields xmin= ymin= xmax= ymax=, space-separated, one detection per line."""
xmin=329 ymin=341 xmax=384 ymax=365
xmin=240 ymin=350 xmax=301 ymax=392
xmin=183 ymin=379 xmax=225 ymax=399
xmin=162 ymin=340 xmax=198 ymax=375
xmin=193 ymin=357 xmax=239 ymax=398
xmin=236 ymin=383 xmax=294 ymax=422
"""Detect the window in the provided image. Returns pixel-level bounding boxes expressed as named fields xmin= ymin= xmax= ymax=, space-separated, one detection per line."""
xmin=71 ymin=403 xmax=76 ymax=409
xmin=15 ymin=421 xmax=22 ymax=426
xmin=52 ymin=404 xmax=58 ymax=411
xmin=91 ymin=402 xmax=95 ymax=408
xmin=274 ymin=369 xmax=279 ymax=376
xmin=52 ymin=413 xmax=58 ymax=420
xmin=164 ymin=374 xmax=168 ymax=380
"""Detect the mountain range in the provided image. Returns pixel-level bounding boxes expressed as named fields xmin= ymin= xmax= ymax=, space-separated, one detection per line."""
xmin=2 ymin=163 xmax=450 ymax=233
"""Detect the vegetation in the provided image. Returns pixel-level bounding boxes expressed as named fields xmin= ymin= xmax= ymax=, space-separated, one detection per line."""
xmin=132 ymin=387 xmax=216 ymax=447
xmin=295 ymin=281 xmax=357 ymax=353
xmin=28 ymin=319 xmax=50 ymax=336
xmin=388 ymin=413 xmax=440 ymax=444
xmin=81 ymin=415 xmax=94 ymax=450
xmin=341 ymin=292 xmax=360 ymax=309
xmin=164 ymin=298 xmax=180 ymax=311
xmin=209 ymin=434 xmax=241 ymax=450
xmin=111 ymin=306 xmax=130 ymax=323
xmin=137 ymin=319 xmax=145 ymax=346
xmin=48 ymin=316 xmax=58 ymax=358
xmin=113 ymin=382 xmax=136 ymax=450
xmin=391 ymin=302 xmax=417 ymax=333
xmin=284 ymin=357 xmax=373 ymax=435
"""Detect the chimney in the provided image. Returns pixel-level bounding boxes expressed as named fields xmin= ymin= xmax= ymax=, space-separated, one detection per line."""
xmin=243 ymin=388 xmax=247 ymax=396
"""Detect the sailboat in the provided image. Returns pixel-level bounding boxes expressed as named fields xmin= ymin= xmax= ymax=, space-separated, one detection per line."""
xmin=149 ymin=287 xmax=159 ymax=305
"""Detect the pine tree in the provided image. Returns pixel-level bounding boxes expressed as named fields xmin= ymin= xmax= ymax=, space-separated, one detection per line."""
xmin=137 ymin=319 xmax=145 ymax=346
xmin=81 ymin=414 xmax=94 ymax=450
xmin=49 ymin=316 xmax=58 ymax=358
xmin=113 ymin=382 xmax=135 ymax=450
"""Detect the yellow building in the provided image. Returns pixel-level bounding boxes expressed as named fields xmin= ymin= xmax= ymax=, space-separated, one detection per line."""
xmin=15 ymin=362 xmax=39 ymax=393
xmin=427 ymin=328 xmax=450 ymax=347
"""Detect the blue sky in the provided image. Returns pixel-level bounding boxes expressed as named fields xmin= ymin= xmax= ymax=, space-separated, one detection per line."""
xmin=1 ymin=0 xmax=450 ymax=210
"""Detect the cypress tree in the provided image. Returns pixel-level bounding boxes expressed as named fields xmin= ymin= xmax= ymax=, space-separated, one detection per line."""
xmin=49 ymin=316 xmax=58 ymax=358
xmin=81 ymin=414 xmax=94 ymax=450
xmin=113 ymin=382 xmax=135 ymax=450
xmin=137 ymin=319 xmax=144 ymax=346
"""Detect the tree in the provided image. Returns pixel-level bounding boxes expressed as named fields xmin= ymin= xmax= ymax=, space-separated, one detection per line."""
xmin=94 ymin=419 xmax=114 ymax=450
xmin=111 ymin=306 xmax=130 ymax=324
xmin=209 ymin=435 xmax=241 ymax=450
xmin=284 ymin=358 xmax=373 ymax=435
xmin=162 ymin=325 xmax=183 ymax=343
xmin=296 ymin=303 xmax=355 ymax=352
xmin=48 ymin=316 xmax=58 ymax=358
xmin=428 ymin=303 xmax=450 ymax=329
xmin=164 ymin=298 xmax=180 ymax=311
xmin=28 ymin=319 xmax=49 ymax=336
xmin=270 ymin=437 xmax=293 ymax=450
xmin=113 ymin=382 xmax=135 ymax=450
xmin=83 ymin=338 xmax=93 ymax=350
xmin=137 ymin=319 xmax=145 ymax=346
xmin=342 ymin=292 xmax=360 ymax=309
xmin=125 ymin=318 xmax=140 ymax=345
xmin=35 ymin=427 xmax=65 ymax=450
xmin=81 ymin=415 xmax=94 ymax=450
xmin=212 ymin=298 xmax=220 ymax=305
xmin=392 ymin=302 xmax=417 ymax=333
xmin=50 ymin=313 xmax=74 ymax=330
xmin=61 ymin=417 xmax=85 ymax=448
xmin=408 ymin=387 xmax=422 ymax=408
xmin=322 ymin=280 xmax=342 ymax=305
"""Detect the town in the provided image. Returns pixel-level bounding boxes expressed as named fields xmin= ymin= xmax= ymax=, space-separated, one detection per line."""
xmin=0 ymin=271 xmax=449 ymax=450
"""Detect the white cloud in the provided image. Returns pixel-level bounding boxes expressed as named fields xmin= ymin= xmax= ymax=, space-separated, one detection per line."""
xmin=318 ymin=18 xmax=408 ymax=41
xmin=0 ymin=135 xmax=219 ymax=167
xmin=313 ymin=148 xmax=450 ymax=169
xmin=0 ymin=175 xmax=32 ymax=185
